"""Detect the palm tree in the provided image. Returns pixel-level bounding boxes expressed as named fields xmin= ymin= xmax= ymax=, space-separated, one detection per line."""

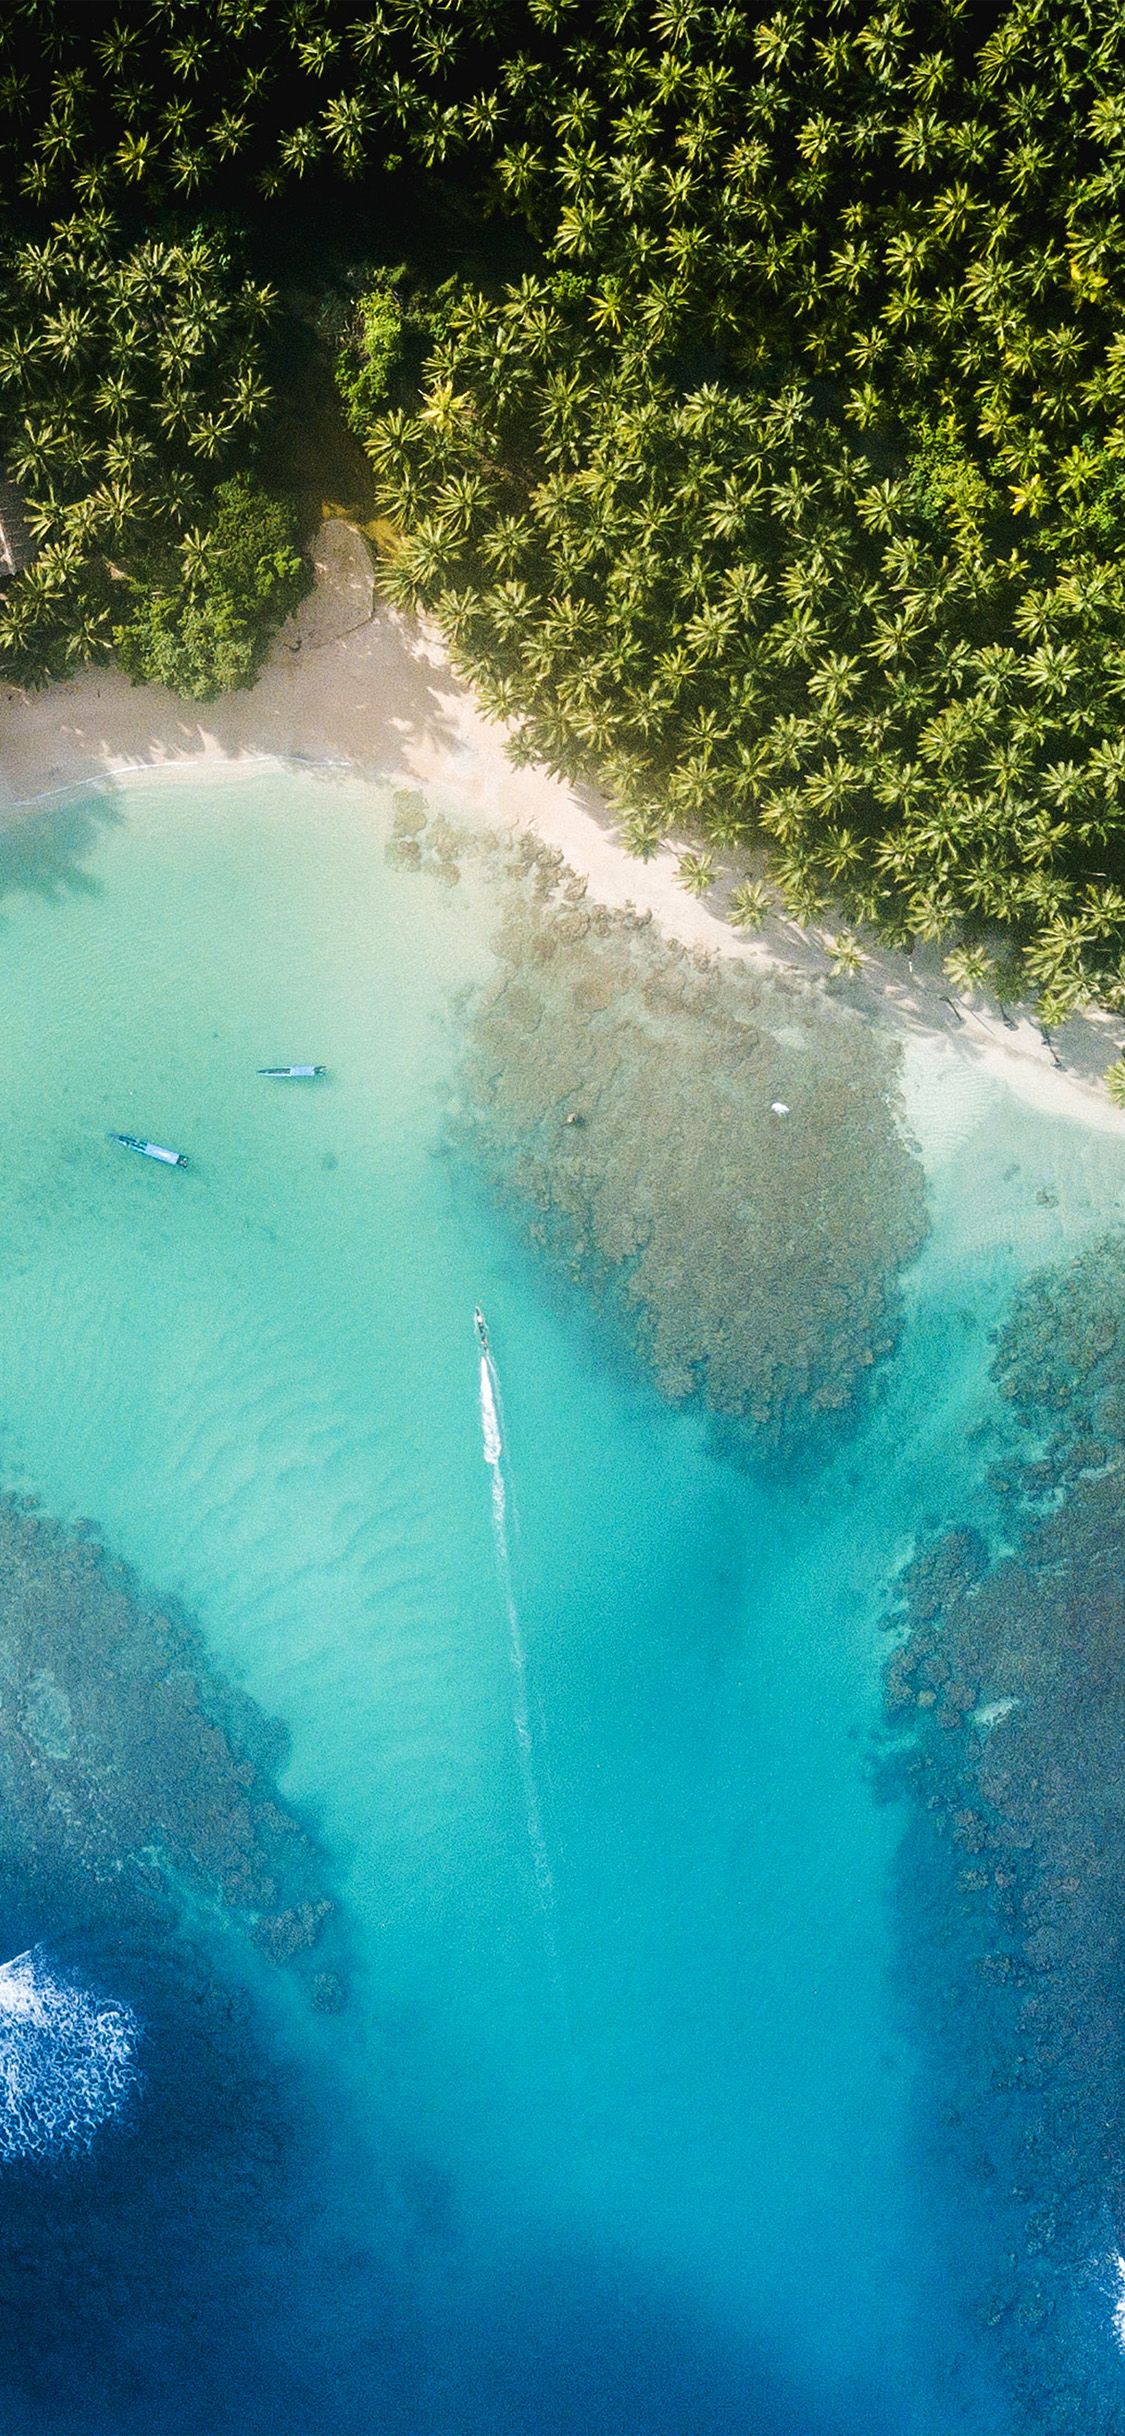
xmin=729 ymin=878 xmax=771 ymax=929
xmin=827 ymin=931 xmax=865 ymax=977
xmin=116 ymin=129 xmax=153 ymax=183
xmin=1104 ymin=1056 xmax=1125 ymax=1108
xmin=622 ymin=806 xmax=667 ymax=859
xmin=678 ymin=850 xmax=715 ymax=896
xmin=943 ymin=941 xmax=995 ymax=996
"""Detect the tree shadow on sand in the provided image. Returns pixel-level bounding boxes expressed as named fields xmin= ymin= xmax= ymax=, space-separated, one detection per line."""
xmin=0 ymin=526 xmax=464 ymax=813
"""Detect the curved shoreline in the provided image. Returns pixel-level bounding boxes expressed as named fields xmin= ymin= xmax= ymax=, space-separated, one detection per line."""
xmin=2 ymin=516 xmax=1123 ymax=1141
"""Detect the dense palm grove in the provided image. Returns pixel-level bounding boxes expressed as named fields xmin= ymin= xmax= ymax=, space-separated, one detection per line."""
xmin=6 ymin=2 xmax=1125 ymax=1011
xmin=0 ymin=215 xmax=301 ymax=680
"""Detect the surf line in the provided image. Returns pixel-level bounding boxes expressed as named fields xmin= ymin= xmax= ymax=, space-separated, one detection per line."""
xmin=475 ymin=1309 xmax=558 ymax=1925
xmin=0 ymin=1946 xmax=138 ymax=2161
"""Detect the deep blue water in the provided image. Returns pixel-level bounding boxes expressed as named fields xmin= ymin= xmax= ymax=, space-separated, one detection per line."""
xmin=0 ymin=769 xmax=1121 ymax=2433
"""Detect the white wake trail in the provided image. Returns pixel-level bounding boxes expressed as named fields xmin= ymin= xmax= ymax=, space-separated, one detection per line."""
xmin=479 ymin=1349 xmax=556 ymax=1913
xmin=480 ymin=1353 xmax=503 ymax=1475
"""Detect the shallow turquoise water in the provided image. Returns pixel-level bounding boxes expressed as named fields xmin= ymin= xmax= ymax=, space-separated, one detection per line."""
xmin=0 ymin=768 xmax=1123 ymax=2433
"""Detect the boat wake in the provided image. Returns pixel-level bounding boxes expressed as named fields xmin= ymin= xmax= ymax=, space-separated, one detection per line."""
xmin=478 ymin=1339 xmax=557 ymax=1923
xmin=0 ymin=1949 xmax=138 ymax=2162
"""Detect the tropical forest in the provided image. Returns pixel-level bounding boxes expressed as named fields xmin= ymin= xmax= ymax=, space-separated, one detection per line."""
xmin=4 ymin=0 xmax=1125 ymax=1015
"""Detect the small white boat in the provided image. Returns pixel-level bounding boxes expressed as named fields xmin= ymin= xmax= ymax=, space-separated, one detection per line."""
xmin=257 ymin=1065 xmax=326 ymax=1079
xmin=109 ymin=1132 xmax=187 ymax=1167
xmin=474 ymin=1305 xmax=489 ymax=1354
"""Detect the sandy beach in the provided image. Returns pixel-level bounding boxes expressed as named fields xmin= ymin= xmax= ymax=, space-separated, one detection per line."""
xmin=2 ymin=515 xmax=1123 ymax=1138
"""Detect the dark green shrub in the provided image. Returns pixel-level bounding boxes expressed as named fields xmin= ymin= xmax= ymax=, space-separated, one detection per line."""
xmin=335 ymin=274 xmax=404 ymax=436
xmin=113 ymin=476 xmax=307 ymax=700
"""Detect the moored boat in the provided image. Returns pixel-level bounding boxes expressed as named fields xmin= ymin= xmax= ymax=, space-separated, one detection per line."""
xmin=108 ymin=1132 xmax=187 ymax=1167
xmin=257 ymin=1065 xmax=326 ymax=1079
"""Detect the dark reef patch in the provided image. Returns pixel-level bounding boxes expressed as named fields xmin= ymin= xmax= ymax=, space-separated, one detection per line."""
xmin=0 ymin=1492 xmax=337 ymax=1976
xmin=392 ymin=793 xmax=927 ymax=1453
xmin=880 ymin=1233 xmax=1125 ymax=2433
xmin=0 ymin=1492 xmax=411 ymax=2436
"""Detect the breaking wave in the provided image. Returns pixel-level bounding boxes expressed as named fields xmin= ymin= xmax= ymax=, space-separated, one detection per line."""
xmin=0 ymin=1949 xmax=139 ymax=2162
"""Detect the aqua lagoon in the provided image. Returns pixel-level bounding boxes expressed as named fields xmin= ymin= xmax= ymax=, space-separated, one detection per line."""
xmin=0 ymin=768 xmax=1122 ymax=2433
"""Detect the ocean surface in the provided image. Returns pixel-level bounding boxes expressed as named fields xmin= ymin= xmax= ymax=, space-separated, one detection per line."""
xmin=0 ymin=766 xmax=1121 ymax=2434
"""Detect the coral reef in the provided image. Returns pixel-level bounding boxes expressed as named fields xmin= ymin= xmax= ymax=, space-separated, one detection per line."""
xmin=389 ymin=793 xmax=928 ymax=1451
xmin=0 ymin=1493 xmax=335 ymax=1973
xmin=881 ymin=1232 xmax=1125 ymax=2432
xmin=0 ymin=1490 xmax=367 ymax=2432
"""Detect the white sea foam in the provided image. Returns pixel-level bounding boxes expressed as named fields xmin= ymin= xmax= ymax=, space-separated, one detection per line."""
xmin=1108 ymin=2251 xmax=1125 ymax=2350
xmin=0 ymin=1949 xmax=138 ymax=2162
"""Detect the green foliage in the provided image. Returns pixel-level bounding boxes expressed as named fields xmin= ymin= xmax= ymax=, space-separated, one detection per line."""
xmin=678 ymin=851 xmax=715 ymax=897
xmin=112 ymin=476 xmax=307 ymax=699
xmin=729 ymin=881 xmax=771 ymax=931
xmin=8 ymin=0 xmax=1125 ymax=995
xmin=621 ymin=805 xmax=668 ymax=859
xmin=903 ymin=415 xmax=1003 ymax=552
xmin=828 ymin=933 xmax=864 ymax=978
xmin=436 ymin=0 xmax=1125 ymax=528
xmin=1104 ymin=1055 xmax=1125 ymax=1108
xmin=361 ymin=0 xmax=1125 ymax=1010
xmin=0 ymin=0 xmax=504 ymax=685
xmin=0 ymin=0 xmax=486 ymax=213
xmin=371 ymin=284 xmax=1125 ymax=1010
xmin=0 ymin=213 xmax=277 ymax=682
xmin=943 ymin=943 xmax=995 ymax=997
xmin=334 ymin=273 xmax=405 ymax=434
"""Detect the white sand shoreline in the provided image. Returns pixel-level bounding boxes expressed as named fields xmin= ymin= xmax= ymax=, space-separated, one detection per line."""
xmin=2 ymin=517 xmax=1124 ymax=1140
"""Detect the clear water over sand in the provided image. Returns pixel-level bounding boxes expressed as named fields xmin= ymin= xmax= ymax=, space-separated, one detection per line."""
xmin=0 ymin=769 xmax=1122 ymax=2434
